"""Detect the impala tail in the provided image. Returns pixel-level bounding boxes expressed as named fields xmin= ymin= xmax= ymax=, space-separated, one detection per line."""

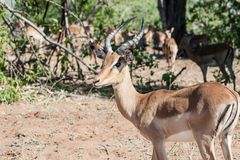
xmin=216 ymin=91 xmax=240 ymax=136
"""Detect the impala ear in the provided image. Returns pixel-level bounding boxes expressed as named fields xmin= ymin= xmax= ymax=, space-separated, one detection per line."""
xmin=90 ymin=43 xmax=106 ymax=59
xmin=123 ymin=49 xmax=134 ymax=63
xmin=170 ymin=27 xmax=174 ymax=33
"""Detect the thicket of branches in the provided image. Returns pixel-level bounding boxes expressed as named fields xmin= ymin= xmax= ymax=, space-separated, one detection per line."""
xmin=0 ymin=0 xmax=239 ymax=104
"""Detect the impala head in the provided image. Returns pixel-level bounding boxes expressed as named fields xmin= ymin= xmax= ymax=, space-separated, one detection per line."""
xmin=179 ymin=34 xmax=192 ymax=50
xmin=165 ymin=27 xmax=174 ymax=39
xmin=92 ymin=18 xmax=144 ymax=88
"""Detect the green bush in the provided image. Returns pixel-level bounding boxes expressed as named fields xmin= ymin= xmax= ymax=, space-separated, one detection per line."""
xmin=187 ymin=0 xmax=240 ymax=48
xmin=161 ymin=71 xmax=178 ymax=90
xmin=0 ymin=10 xmax=21 ymax=104
xmin=133 ymin=49 xmax=157 ymax=69
xmin=0 ymin=13 xmax=9 ymax=71
xmin=0 ymin=85 xmax=21 ymax=104
xmin=0 ymin=71 xmax=22 ymax=104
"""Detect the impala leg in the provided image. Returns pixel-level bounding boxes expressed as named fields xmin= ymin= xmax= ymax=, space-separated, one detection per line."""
xmin=194 ymin=133 xmax=216 ymax=160
xmin=220 ymin=133 xmax=233 ymax=160
xmin=151 ymin=148 xmax=157 ymax=160
xmin=219 ymin=65 xmax=230 ymax=85
xmin=166 ymin=56 xmax=172 ymax=71
xmin=200 ymin=64 xmax=208 ymax=82
xmin=226 ymin=64 xmax=236 ymax=90
xmin=153 ymin=140 xmax=168 ymax=160
xmin=170 ymin=52 xmax=177 ymax=70
xmin=166 ymin=55 xmax=170 ymax=65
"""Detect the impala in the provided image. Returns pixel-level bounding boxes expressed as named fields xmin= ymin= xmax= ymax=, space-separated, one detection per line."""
xmin=153 ymin=31 xmax=166 ymax=51
xmin=188 ymin=34 xmax=209 ymax=49
xmin=25 ymin=26 xmax=45 ymax=45
xmin=13 ymin=21 xmax=45 ymax=47
xmin=92 ymin=18 xmax=240 ymax=160
xmin=144 ymin=26 xmax=155 ymax=46
xmin=179 ymin=34 xmax=236 ymax=90
xmin=162 ymin=28 xmax=178 ymax=69
xmin=143 ymin=26 xmax=166 ymax=50
xmin=51 ymin=23 xmax=94 ymax=52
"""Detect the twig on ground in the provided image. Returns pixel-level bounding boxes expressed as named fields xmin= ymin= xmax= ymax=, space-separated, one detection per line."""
xmin=98 ymin=144 xmax=109 ymax=155
xmin=167 ymin=142 xmax=177 ymax=156
xmin=169 ymin=66 xmax=187 ymax=87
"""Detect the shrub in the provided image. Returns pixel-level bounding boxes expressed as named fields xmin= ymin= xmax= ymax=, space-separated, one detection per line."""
xmin=0 ymin=85 xmax=21 ymax=104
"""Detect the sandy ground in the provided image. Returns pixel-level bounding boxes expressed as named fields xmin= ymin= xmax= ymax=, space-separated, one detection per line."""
xmin=0 ymin=59 xmax=240 ymax=160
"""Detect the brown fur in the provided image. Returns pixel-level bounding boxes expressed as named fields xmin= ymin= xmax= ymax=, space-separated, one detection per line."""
xmin=194 ymin=43 xmax=230 ymax=56
xmin=12 ymin=21 xmax=45 ymax=53
xmin=162 ymin=28 xmax=178 ymax=69
xmin=13 ymin=21 xmax=44 ymax=44
xmin=51 ymin=23 xmax=93 ymax=51
xmin=189 ymin=34 xmax=209 ymax=49
xmin=143 ymin=27 xmax=166 ymax=49
xmin=179 ymin=35 xmax=236 ymax=90
xmin=143 ymin=28 xmax=154 ymax=46
xmin=93 ymin=19 xmax=239 ymax=159
xmin=25 ymin=26 xmax=45 ymax=44
xmin=94 ymin=50 xmax=239 ymax=160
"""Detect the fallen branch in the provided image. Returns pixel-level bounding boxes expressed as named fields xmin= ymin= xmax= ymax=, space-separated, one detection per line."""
xmin=0 ymin=2 xmax=97 ymax=74
xmin=170 ymin=66 xmax=187 ymax=85
xmin=174 ymin=67 xmax=187 ymax=81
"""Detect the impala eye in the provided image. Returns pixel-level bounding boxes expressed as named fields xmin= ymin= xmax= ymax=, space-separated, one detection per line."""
xmin=115 ymin=60 xmax=121 ymax=68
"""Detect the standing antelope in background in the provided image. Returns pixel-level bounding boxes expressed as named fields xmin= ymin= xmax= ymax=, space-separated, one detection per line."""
xmin=92 ymin=18 xmax=240 ymax=160
xmin=143 ymin=26 xmax=155 ymax=46
xmin=154 ymin=31 xmax=166 ymax=49
xmin=13 ymin=21 xmax=46 ymax=49
xmin=144 ymin=26 xmax=166 ymax=48
xmin=51 ymin=23 xmax=94 ymax=52
xmin=179 ymin=34 xmax=236 ymax=90
xmin=162 ymin=28 xmax=178 ymax=69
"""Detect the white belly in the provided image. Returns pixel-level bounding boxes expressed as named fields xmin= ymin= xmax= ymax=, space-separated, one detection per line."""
xmin=166 ymin=131 xmax=195 ymax=142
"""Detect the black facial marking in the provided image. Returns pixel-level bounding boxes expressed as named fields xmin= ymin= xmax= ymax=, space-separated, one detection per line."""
xmin=114 ymin=57 xmax=127 ymax=71
xmin=115 ymin=60 xmax=121 ymax=68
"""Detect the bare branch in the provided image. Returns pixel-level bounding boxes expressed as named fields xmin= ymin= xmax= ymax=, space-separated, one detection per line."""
xmin=174 ymin=67 xmax=186 ymax=81
xmin=45 ymin=0 xmax=82 ymax=23
xmin=42 ymin=1 xmax=50 ymax=23
xmin=0 ymin=2 xmax=97 ymax=74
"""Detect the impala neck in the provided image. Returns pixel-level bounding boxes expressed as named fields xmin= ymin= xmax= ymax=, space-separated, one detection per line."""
xmin=184 ymin=43 xmax=195 ymax=59
xmin=112 ymin=67 xmax=140 ymax=121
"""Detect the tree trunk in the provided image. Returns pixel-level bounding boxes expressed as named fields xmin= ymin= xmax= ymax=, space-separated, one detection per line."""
xmin=157 ymin=0 xmax=187 ymax=44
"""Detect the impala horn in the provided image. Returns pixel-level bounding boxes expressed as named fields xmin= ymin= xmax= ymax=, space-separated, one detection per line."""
xmin=116 ymin=18 xmax=144 ymax=53
xmin=104 ymin=17 xmax=136 ymax=53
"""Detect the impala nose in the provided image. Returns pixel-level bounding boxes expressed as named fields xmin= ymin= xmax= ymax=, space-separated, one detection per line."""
xmin=94 ymin=79 xmax=100 ymax=84
xmin=93 ymin=78 xmax=101 ymax=86
xmin=93 ymin=79 xmax=101 ymax=88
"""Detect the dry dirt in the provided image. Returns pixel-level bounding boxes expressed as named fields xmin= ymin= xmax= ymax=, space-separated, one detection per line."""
xmin=0 ymin=59 xmax=240 ymax=160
